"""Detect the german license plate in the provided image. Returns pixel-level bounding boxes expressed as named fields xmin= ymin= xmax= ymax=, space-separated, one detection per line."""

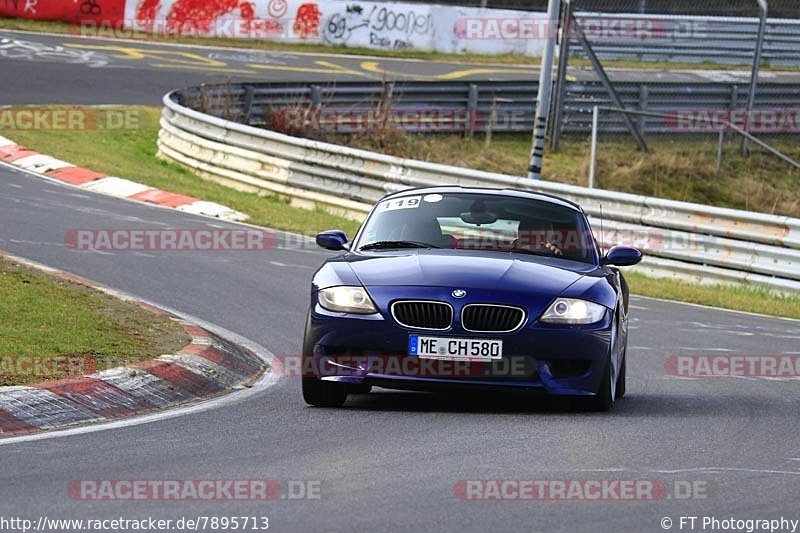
xmin=408 ymin=335 xmax=502 ymax=361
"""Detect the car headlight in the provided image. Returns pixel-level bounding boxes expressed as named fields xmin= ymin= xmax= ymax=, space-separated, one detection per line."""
xmin=318 ymin=286 xmax=378 ymax=314
xmin=540 ymin=298 xmax=607 ymax=325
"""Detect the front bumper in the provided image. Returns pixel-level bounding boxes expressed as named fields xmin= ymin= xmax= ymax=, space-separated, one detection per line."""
xmin=305 ymin=291 xmax=614 ymax=396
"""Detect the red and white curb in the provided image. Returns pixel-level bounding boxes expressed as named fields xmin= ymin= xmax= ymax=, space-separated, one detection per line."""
xmin=0 ymin=255 xmax=266 ymax=438
xmin=0 ymin=134 xmax=248 ymax=222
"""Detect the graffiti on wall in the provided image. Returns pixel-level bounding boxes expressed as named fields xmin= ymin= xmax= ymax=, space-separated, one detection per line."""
xmin=129 ymin=0 xmax=325 ymax=40
xmin=293 ymin=3 xmax=320 ymax=39
xmin=322 ymin=3 xmax=434 ymax=51
xmin=79 ymin=0 xmax=102 ymax=16
xmin=3 ymin=0 xmax=544 ymax=56
xmin=133 ymin=0 xmax=285 ymax=37
xmin=0 ymin=0 xmax=121 ymax=23
xmin=1 ymin=0 xmax=39 ymax=14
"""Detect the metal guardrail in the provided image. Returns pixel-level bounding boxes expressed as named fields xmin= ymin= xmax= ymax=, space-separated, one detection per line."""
xmin=159 ymin=88 xmax=800 ymax=295
xmin=573 ymin=12 xmax=800 ymax=67
xmin=177 ymin=81 xmax=800 ymax=135
xmin=380 ymin=1 xmax=800 ymax=19
xmin=588 ymin=106 xmax=800 ymax=178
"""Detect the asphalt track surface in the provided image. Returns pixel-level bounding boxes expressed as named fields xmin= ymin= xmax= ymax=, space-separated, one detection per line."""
xmin=1 ymin=29 xmax=800 ymax=533
xmin=3 ymin=29 xmax=800 ymax=105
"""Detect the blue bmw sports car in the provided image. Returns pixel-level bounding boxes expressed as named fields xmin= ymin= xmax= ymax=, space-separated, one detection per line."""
xmin=303 ymin=186 xmax=642 ymax=411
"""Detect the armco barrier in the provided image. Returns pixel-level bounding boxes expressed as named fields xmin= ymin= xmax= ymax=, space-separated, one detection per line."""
xmin=158 ymin=89 xmax=800 ymax=295
xmin=573 ymin=12 xmax=800 ymax=67
xmin=175 ymin=81 xmax=800 ymax=136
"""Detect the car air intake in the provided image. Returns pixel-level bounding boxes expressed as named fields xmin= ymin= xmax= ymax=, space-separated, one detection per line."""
xmin=461 ymin=304 xmax=525 ymax=332
xmin=392 ymin=301 xmax=453 ymax=330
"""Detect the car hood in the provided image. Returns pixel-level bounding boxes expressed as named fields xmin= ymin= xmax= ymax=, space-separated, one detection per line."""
xmin=344 ymin=250 xmax=593 ymax=294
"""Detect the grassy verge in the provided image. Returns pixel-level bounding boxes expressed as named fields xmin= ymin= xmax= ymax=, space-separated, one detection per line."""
xmin=325 ymin=130 xmax=800 ymax=217
xmin=626 ymin=273 xmax=800 ymax=319
xmin=0 ymin=257 xmax=189 ymax=386
xmin=1 ymin=18 xmax=798 ymax=71
xmin=3 ymin=105 xmax=798 ymax=319
xmin=1 ymin=106 xmax=361 ymax=236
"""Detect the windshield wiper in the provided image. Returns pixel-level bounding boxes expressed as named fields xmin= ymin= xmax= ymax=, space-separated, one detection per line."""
xmin=359 ymin=240 xmax=440 ymax=251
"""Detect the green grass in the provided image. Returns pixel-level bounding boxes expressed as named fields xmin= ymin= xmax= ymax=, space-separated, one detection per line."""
xmin=1 ymin=17 xmax=798 ymax=71
xmin=2 ymin=106 xmax=361 ymax=236
xmin=0 ymin=257 xmax=189 ymax=386
xmin=3 ymin=105 xmax=799 ymax=320
xmin=323 ymin=130 xmax=800 ymax=218
xmin=626 ymin=273 xmax=800 ymax=319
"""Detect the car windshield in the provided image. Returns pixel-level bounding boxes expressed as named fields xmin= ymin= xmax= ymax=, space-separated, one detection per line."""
xmin=356 ymin=192 xmax=597 ymax=264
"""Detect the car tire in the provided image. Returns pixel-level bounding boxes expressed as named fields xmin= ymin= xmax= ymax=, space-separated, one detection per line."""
xmin=348 ymin=384 xmax=372 ymax=394
xmin=587 ymin=355 xmax=614 ymax=412
xmin=302 ymin=374 xmax=348 ymax=407
xmin=616 ymin=348 xmax=627 ymax=399
xmin=587 ymin=311 xmax=619 ymax=412
xmin=302 ymin=314 xmax=348 ymax=407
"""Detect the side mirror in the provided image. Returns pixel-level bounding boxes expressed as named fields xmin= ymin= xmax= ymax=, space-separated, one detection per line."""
xmin=316 ymin=230 xmax=349 ymax=251
xmin=602 ymin=246 xmax=643 ymax=267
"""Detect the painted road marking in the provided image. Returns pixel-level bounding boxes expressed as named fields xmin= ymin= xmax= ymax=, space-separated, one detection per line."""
xmin=247 ymin=60 xmax=372 ymax=78
xmin=65 ymin=43 xmax=229 ymax=68
xmin=61 ymin=42 xmax=537 ymax=80
xmin=359 ymin=61 xmax=535 ymax=80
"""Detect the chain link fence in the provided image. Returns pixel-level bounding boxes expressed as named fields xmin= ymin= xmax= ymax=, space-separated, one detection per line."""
xmin=534 ymin=1 xmax=800 ymax=219
xmin=391 ymin=0 xmax=799 ymax=18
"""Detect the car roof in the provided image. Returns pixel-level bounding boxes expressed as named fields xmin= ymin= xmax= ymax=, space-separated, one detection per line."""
xmin=381 ymin=186 xmax=584 ymax=213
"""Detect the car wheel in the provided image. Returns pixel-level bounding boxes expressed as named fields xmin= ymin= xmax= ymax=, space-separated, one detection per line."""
xmin=301 ymin=315 xmax=348 ymax=407
xmin=302 ymin=373 xmax=348 ymax=407
xmin=587 ymin=312 xmax=619 ymax=412
xmin=348 ymin=384 xmax=372 ymax=394
xmin=616 ymin=348 xmax=627 ymax=399
xmin=587 ymin=355 xmax=614 ymax=412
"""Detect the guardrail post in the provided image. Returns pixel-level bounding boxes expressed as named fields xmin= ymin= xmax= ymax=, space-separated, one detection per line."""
xmin=728 ymin=84 xmax=739 ymax=143
xmin=467 ymin=84 xmax=479 ymax=139
xmin=243 ymin=85 xmax=255 ymax=125
xmin=742 ymin=0 xmax=768 ymax=156
xmin=310 ymin=85 xmax=322 ymax=108
xmin=638 ymin=84 xmax=648 ymax=133
xmin=589 ymin=105 xmax=599 ymax=188
xmin=528 ymin=0 xmax=562 ymax=180
xmin=485 ymin=96 xmax=497 ymax=148
xmin=550 ymin=0 xmax=573 ymax=153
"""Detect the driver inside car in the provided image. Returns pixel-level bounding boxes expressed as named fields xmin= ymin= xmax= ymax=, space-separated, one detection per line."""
xmin=513 ymin=218 xmax=564 ymax=256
